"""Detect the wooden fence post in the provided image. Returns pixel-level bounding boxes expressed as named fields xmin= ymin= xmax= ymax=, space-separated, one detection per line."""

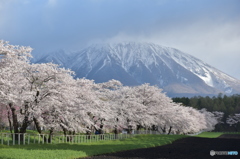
xmin=23 ymin=134 xmax=25 ymax=145
xmin=1 ymin=133 xmax=3 ymax=145
xmin=28 ymin=134 xmax=30 ymax=144
xmin=7 ymin=134 xmax=9 ymax=146
xmin=42 ymin=134 xmax=45 ymax=144
xmin=38 ymin=134 xmax=40 ymax=144
xmin=13 ymin=133 xmax=15 ymax=145
xmin=18 ymin=134 xmax=20 ymax=145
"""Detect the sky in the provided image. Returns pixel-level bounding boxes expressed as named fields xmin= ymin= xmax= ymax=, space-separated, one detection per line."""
xmin=0 ymin=0 xmax=240 ymax=79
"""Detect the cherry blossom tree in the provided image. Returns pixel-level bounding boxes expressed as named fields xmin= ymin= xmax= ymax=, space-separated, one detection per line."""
xmin=58 ymin=78 xmax=101 ymax=136
xmin=22 ymin=63 xmax=77 ymax=135
xmin=226 ymin=113 xmax=240 ymax=131
xmin=0 ymin=40 xmax=32 ymax=137
xmin=199 ymin=108 xmax=218 ymax=131
xmin=0 ymin=41 xmax=86 ymax=140
xmin=92 ymin=79 xmax=123 ymax=134
xmin=212 ymin=111 xmax=224 ymax=124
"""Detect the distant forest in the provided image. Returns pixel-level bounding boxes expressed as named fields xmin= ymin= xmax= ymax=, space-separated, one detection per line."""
xmin=172 ymin=93 xmax=240 ymax=132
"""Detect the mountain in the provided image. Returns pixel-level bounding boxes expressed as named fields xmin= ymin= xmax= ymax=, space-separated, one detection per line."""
xmin=33 ymin=42 xmax=240 ymax=97
xmin=32 ymin=49 xmax=74 ymax=68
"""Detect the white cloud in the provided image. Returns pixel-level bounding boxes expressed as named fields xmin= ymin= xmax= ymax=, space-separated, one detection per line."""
xmin=0 ymin=0 xmax=239 ymax=79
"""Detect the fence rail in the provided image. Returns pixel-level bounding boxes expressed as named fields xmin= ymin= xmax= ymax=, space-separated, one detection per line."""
xmin=1 ymin=130 xmax=217 ymax=145
xmin=134 ymin=130 xmax=162 ymax=135
xmin=0 ymin=133 xmax=134 ymax=146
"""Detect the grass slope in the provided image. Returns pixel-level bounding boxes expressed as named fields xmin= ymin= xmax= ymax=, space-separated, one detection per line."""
xmin=0 ymin=134 xmax=186 ymax=159
xmin=195 ymin=132 xmax=224 ymax=138
xmin=195 ymin=131 xmax=240 ymax=138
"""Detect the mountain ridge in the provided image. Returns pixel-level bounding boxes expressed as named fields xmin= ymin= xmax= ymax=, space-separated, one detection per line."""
xmin=33 ymin=42 xmax=240 ymax=97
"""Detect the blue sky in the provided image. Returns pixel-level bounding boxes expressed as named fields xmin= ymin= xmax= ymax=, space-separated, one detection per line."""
xmin=0 ymin=0 xmax=240 ymax=79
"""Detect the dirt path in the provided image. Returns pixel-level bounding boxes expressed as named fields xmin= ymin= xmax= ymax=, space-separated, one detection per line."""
xmin=82 ymin=134 xmax=240 ymax=159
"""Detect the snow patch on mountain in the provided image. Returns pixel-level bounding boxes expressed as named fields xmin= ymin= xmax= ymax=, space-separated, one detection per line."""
xmin=164 ymin=47 xmax=234 ymax=93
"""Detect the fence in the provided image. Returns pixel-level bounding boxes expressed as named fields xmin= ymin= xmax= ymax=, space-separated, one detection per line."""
xmin=1 ymin=130 xmax=210 ymax=145
xmin=0 ymin=133 xmax=134 ymax=146
xmin=134 ymin=130 xmax=162 ymax=135
xmin=186 ymin=131 xmax=203 ymax=136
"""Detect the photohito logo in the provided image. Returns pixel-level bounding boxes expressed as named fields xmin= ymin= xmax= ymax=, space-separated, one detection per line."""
xmin=210 ymin=150 xmax=238 ymax=156
xmin=228 ymin=151 xmax=238 ymax=155
xmin=210 ymin=150 xmax=215 ymax=156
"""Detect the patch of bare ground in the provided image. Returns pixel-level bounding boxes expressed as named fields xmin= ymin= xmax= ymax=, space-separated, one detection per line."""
xmin=82 ymin=134 xmax=240 ymax=159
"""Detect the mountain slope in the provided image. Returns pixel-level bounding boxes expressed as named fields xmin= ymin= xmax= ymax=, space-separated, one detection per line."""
xmin=34 ymin=42 xmax=240 ymax=97
xmin=33 ymin=49 xmax=74 ymax=68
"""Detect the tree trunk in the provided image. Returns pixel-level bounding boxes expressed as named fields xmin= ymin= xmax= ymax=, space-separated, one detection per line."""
xmin=9 ymin=103 xmax=18 ymax=134
xmin=33 ymin=117 xmax=47 ymax=142
xmin=60 ymin=125 xmax=73 ymax=142
xmin=9 ymin=103 xmax=20 ymax=141
xmin=168 ymin=126 xmax=172 ymax=135
xmin=19 ymin=103 xmax=31 ymax=134
xmin=86 ymin=129 xmax=91 ymax=140
xmin=127 ymin=125 xmax=133 ymax=134
xmin=48 ymin=127 xmax=54 ymax=143
xmin=114 ymin=126 xmax=118 ymax=139
xmin=6 ymin=106 xmax=13 ymax=134
xmin=19 ymin=116 xmax=31 ymax=134
xmin=160 ymin=125 xmax=166 ymax=134
xmin=33 ymin=117 xmax=42 ymax=134
xmin=68 ymin=130 xmax=74 ymax=142
xmin=151 ymin=125 xmax=157 ymax=131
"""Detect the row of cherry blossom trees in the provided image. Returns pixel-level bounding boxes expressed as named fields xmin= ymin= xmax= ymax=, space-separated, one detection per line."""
xmin=0 ymin=40 xmax=221 ymax=139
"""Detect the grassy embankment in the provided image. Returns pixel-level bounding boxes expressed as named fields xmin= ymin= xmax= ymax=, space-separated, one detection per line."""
xmin=195 ymin=132 xmax=224 ymax=138
xmin=195 ymin=131 xmax=240 ymax=138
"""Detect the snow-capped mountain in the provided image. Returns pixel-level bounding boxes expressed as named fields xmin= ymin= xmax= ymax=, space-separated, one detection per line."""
xmin=34 ymin=42 xmax=240 ymax=97
xmin=33 ymin=49 xmax=74 ymax=68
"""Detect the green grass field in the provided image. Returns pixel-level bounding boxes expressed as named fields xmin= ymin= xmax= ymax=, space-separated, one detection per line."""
xmin=0 ymin=134 xmax=186 ymax=159
xmin=1 ymin=132 xmax=239 ymax=159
